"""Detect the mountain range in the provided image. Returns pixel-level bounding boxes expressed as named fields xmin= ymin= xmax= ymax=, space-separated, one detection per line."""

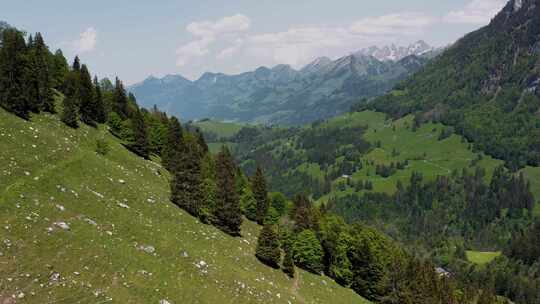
xmin=129 ymin=41 xmax=438 ymax=125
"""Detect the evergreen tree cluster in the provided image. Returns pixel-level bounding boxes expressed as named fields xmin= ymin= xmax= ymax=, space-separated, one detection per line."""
xmin=252 ymin=190 xmax=463 ymax=302
xmin=167 ymin=127 xmax=245 ymax=236
xmin=0 ymin=28 xmax=65 ymax=118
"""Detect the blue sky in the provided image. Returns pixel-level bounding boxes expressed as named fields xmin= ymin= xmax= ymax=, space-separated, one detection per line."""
xmin=3 ymin=0 xmax=507 ymax=84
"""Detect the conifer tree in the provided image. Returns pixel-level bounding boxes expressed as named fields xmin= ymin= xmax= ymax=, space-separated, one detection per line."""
xmin=291 ymin=194 xmax=317 ymax=232
xmin=72 ymin=56 xmax=81 ymax=72
xmin=213 ymin=145 xmax=242 ymax=236
xmin=128 ymin=107 xmax=150 ymax=159
xmin=282 ymin=245 xmax=295 ymax=278
xmin=93 ymin=76 xmax=107 ymax=123
xmin=162 ymin=117 xmax=184 ymax=171
xmin=78 ymin=64 xmax=96 ymax=126
xmin=112 ymin=77 xmax=129 ymax=118
xmin=240 ymin=186 xmax=257 ymax=221
xmin=170 ymin=136 xmax=204 ymax=217
xmin=0 ymin=28 xmax=30 ymax=118
xmin=61 ymin=72 xmax=79 ymax=128
xmin=33 ymin=33 xmax=55 ymax=113
xmin=195 ymin=129 xmax=209 ymax=154
xmin=24 ymin=37 xmax=40 ymax=113
xmin=51 ymin=49 xmax=69 ymax=90
xmin=255 ymin=224 xmax=281 ymax=268
xmin=252 ymin=166 xmax=269 ymax=225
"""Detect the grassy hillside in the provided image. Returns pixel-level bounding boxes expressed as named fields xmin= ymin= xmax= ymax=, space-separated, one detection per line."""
xmin=325 ymin=111 xmax=503 ymax=197
xmin=228 ymin=110 xmax=540 ymax=213
xmin=0 ymin=108 xmax=368 ymax=304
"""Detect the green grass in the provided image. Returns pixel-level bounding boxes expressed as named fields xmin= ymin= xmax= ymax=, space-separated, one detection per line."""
xmin=194 ymin=120 xmax=244 ymax=138
xmin=0 ymin=108 xmax=368 ymax=304
xmin=310 ymin=111 xmax=505 ymax=202
xmin=466 ymin=251 xmax=502 ymax=265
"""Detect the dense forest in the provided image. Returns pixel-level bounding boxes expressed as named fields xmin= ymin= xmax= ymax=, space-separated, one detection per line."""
xmin=361 ymin=0 xmax=540 ymax=171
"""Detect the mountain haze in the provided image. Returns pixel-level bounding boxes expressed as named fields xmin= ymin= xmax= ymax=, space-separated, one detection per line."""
xmin=130 ymin=42 xmax=434 ymax=125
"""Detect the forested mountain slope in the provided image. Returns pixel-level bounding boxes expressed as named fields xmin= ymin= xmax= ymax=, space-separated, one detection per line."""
xmin=366 ymin=0 xmax=540 ymax=170
xmin=0 ymin=107 xmax=367 ymax=304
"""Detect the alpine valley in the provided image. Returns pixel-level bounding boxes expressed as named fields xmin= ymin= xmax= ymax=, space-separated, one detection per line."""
xmin=1 ymin=1 xmax=540 ymax=304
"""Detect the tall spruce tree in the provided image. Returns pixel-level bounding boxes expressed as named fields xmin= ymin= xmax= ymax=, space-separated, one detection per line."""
xmin=291 ymin=194 xmax=317 ymax=232
xmin=61 ymin=72 xmax=79 ymax=128
xmin=33 ymin=33 xmax=55 ymax=113
xmin=78 ymin=64 xmax=96 ymax=126
xmin=127 ymin=107 xmax=150 ymax=159
xmin=72 ymin=56 xmax=81 ymax=71
xmin=170 ymin=137 xmax=204 ymax=217
xmin=25 ymin=34 xmax=41 ymax=113
xmin=112 ymin=77 xmax=128 ymax=118
xmin=93 ymin=76 xmax=107 ymax=123
xmin=252 ymin=166 xmax=269 ymax=225
xmin=162 ymin=117 xmax=183 ymax=171
xmin=282 ymin=245 xmax=295 ymax=278
xmin=213 ymin=145 xmax=242 ymax=236
xmin=255 ymin=224 xmax=281 ymax=268
xmin=51 ymin=49 xmax=69 ymax=91
xmin=0 ymin=28 xmax=30 ymax=118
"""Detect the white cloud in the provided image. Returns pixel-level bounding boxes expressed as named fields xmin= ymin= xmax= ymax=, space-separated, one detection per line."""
xmin=72 ymin=27 xmax=97 ymax=53
xmin=176 ymin=11 xmax=437 ymax=71
xmin=176 ymin=37 xmax=214 ymax=66
xmin=350 ymin=13 xmax=436 ymax=35
xmin=176 ymin=14 xmax=250 ymax=66
xmin=187 ymin=14 xmax=250 ymax=38
xmin=175 ymin=1 xmax=508 ymax=77
xmin=443 ymin=0 xmax=507 ymax=24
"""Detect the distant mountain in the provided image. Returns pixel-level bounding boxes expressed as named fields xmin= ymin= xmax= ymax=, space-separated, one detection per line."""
xmin=355 ymin=40 xmax=435 ymax=62
xmin=367 ymin=0 xmax=540 ymax=169
xmin=130 ymin=49 xmax=432 ymax=125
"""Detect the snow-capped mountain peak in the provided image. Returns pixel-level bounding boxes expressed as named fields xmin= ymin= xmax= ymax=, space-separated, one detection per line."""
xmin=354 ymin=40 xmax=434 ymax=62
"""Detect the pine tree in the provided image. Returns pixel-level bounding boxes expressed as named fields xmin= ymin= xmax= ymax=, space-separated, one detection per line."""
xmin=78 ymin=64 xmax=96 ymax=126
xmin=51 ymin=49 xmax=69 ymax=90
xmin=61 ymin=72 xmax=79 ymax=128
xmin=24 ymin=34 xmax=41 ymax=113
xmin=291 ymin=194 xmax=317 ymax=232
xmin=33 ymin=33 xmax=55 ymax=113
xmin=112 ymin=77 xmax=129 ymax=118
xmin=195 ymin=129 xmax=208 ymax=154
xmin=255 ymin=224 xmax=281 ymax=268
xmin=162 ymin=117 xmax=184 ymax=171
xmin=282 ymin=245 xmax=295 ymax=278
xmin=252 ymin=166 xmax=269 ymax=225
xmin=93 ymin=76 xmax=107 ymax=123
xmin=72 ymin=56 xmax=81 ymax=71
xmin=213 ymin=145 xmax=242 ymax=236
xmin=170 ymin=137 xmax=204 ymax=217
xmin=128 ymin=107 xmax=150 ymax=158
xmin=0 ymin=28 xmax=30 ymax=118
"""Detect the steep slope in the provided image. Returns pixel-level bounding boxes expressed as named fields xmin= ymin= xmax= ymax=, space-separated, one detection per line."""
xmin=0 ymin=107 xmax=368 ymax=303
xmin=129 ymin=52 xmax=428 ymax=126
xmin=368 ymin=0 xmax=540 ymax=169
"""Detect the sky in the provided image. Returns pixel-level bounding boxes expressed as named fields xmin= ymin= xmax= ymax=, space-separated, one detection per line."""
xmin=3 ymin=0 xmax=508 ymax=84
